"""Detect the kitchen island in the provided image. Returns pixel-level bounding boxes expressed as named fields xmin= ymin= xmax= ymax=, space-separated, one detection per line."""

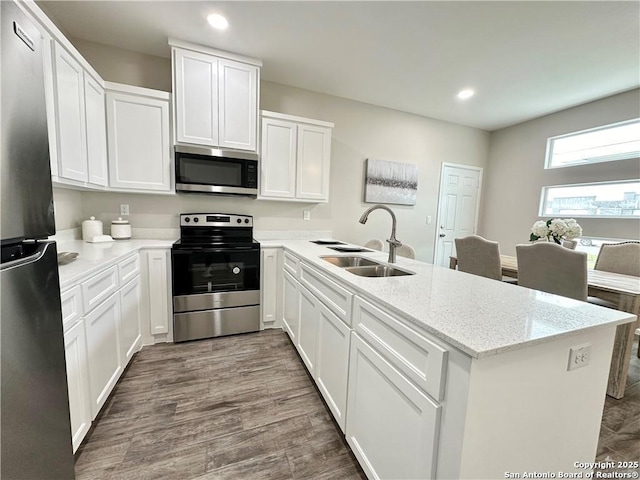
xmin=260 ymin=239 xmax=635 ymax=479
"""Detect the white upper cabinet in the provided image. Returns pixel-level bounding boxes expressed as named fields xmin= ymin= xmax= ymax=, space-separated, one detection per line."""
xmin=105 ymin=83 xmax=172 ymax=192
xmin=84 ymin=74 xmax=108 ymax=187
xmin=52 ymin=42 xmax=88 ymax=183
xmin=260 ymin=111 xmax=333 ymax=203
xmin=170 ymin=39 xmax=261 ymax=152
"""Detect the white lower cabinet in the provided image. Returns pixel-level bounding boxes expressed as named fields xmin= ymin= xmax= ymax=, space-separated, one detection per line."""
xmin=85 ymin=293 xmax=122 ymax=419
xmin=260 ymin=248 xmax=279 ymax=328
xmin=146 ymin=250 xmax=171 ymax=336
xmin=297 ymin=284 xmax=319 ymax=376
xmin=63 ymin=319 xmax=91 ymax=453
xmin=346 ymin=333 xmax=441 ymax=480
xmin=282 ymin=269 xmax=300 ymax=343
xmin=315 ymin=300 xmax=350 ymax=432
xmin=119 ymin=276 xmax=142 ymax=366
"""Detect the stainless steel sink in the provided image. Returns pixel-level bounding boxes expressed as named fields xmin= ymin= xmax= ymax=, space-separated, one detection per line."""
xmin=344 ymin=265 xmax=415 ymax=277
xmin=321 ymin=256 xmax=381 ymax=268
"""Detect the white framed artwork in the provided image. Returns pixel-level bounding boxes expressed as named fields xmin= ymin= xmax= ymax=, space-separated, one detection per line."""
xmin=364 ymin=158 xmax=418 ymax=206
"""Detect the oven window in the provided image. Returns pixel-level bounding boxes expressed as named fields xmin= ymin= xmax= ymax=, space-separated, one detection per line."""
xmin=177 ymin=156 xmax=243 ymax=187
xmin=172 ymin=250 xmax=259 ymax=296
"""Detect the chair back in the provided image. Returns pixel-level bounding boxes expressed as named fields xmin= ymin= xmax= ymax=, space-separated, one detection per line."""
xmin=562 ymin=239 xmax=578 ymax=250
xmin=396 ymin=244 xmax=416 ymax=259
xmin=454 ymin=235 xmax=501 ymax=280
xmin=516 ymin=242 xmax=587 ymax=301
xmin=594 ymin=241 xmax=640 ymax=277
xmin=363 ymin=239 xmax=384 ymax=251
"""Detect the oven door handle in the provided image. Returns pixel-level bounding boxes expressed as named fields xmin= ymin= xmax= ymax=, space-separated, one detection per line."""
xmin=172 ymin=246 xmax=258 ymax=254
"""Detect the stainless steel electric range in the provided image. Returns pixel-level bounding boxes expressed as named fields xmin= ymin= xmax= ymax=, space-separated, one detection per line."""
xmin=171 ymin=213 xmax=260 ymax=342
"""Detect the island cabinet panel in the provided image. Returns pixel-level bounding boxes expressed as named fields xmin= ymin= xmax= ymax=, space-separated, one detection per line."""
xmin=297 ymin=283 xmax=321 ymax=377
xmin=299 ymin=263 xmax=352 ymax=325
xmin=282 ymin=270 xmax=300 ymax=343
xmin=346 ymin=333 xmax=441 ymax=480
xmin=352 ymin=296 xmax=448 ymax=401
xmin=315 ymin=300 xmax=351 ymax=432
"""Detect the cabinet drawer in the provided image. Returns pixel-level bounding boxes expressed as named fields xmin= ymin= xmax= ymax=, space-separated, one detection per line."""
xmin=283 ymin=251 xmax=299 ymax=277
xmin=299 ymin=263 xmax=352 ymax=326
xmin=82 ymin=266 xmax=118 ymax=314
xmin=61 ymin=285 xmax=83 ymax=332
xmin=118 ymin=253 xmax=140 ymax=285
xmin=353 ymin=296 xmax=448 ymax=401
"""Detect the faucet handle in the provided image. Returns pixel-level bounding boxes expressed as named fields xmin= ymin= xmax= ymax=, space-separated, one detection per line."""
xmin=387 ymin=238 xmax=403 ymax=247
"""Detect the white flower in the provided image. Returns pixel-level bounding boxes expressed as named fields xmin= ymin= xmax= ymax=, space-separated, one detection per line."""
xmin=549 ymin=219 xmax=568 ymax=238
xmin=564 ymin=218 xmax=582 ymax=239
xmin=531 ymin=220 xmax=549 ymax=238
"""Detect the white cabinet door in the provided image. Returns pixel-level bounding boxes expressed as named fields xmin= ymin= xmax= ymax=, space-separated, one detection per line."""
xmin=346 ymin=333 xmax=441 ymax=480
xmin=174 ymin=48 xmax=218 ymax=146
xmin=260 ymin=117 xmax=297 ymax=199
xmin=119 ymin=276 xmax=142 ymax=366
xmin=260 ymin=248 xmax=279 ymax=327
xmin=63 ymin=319 xmax=91 ymax=453
xmin=296 ymin=123 xmax=332 ymax=201
xmin=218 ymin=58 xmax=258 ymax=151
xmin=147 ymin=250 xmax=170 ymax=335
xmin=85 ymin=293 xmax=122 ymax=419
xmin=316 ymin=301 xmax=351 ymax=432
xmin=282 ymin=270 xmax=300 ymax=343
xmin=84 ymin=73 xmax=108 ymax=187
xmin=297 ymin=284 xmax=319 ymax=377
xmin=53 ymin=42 xmax=87 ymax=182
xmin=106 ymin=91 xmax=171 ymax=191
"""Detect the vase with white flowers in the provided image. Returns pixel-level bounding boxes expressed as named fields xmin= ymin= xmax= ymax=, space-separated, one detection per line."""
xmin=530 ymin=218 xmax=582 ymax=244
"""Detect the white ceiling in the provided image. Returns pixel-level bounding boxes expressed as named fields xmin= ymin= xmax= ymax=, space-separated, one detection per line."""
xmin=37 ymin=1 xmax=640 ymax=131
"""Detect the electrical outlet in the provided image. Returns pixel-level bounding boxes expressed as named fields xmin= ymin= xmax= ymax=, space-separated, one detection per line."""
xmin=303 ymin=210 xmax=311 ymax=221
xmin=568 ymin=343 xmax=591 ymax=371
xmin=120 ymin=204 xmax=130 ymax=216
xmin=426 ymin=216 xmax=432 ymax=225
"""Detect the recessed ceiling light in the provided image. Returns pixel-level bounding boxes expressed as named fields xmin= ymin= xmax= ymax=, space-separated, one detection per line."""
xmin=207 ymin=13 xmax=229 ymax=30
xmin=457 ymin=89 xmax=475 ymax=100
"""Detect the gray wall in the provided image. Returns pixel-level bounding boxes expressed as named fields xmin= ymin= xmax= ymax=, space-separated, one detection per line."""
xmin=479 ymin=89 xmax=640 ymax=255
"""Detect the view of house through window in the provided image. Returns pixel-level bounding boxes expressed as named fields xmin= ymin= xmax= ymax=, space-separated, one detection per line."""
xmin=545 ymin=119 xmax=640 ymax=169
xmin=540 ymin=181 xmax=640 ymax=218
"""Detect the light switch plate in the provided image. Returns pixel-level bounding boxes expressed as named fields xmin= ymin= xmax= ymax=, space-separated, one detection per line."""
xmin=303 ymin=210 xmax=311 ymax=221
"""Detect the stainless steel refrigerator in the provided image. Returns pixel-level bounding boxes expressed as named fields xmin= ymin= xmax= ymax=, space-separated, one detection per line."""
xmin=1 ymin=1 xmax=76 ymax=478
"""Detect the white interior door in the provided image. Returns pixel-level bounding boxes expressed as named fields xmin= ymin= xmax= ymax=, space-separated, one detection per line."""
xmin=433 ymin=163 xmax=483 ymax=266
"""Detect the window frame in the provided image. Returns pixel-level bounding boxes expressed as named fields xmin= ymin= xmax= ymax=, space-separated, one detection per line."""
xmin=538 ymin=179 xmax=640 ymax=219
xmin=544 ymin=118 xmax=640 ymax=170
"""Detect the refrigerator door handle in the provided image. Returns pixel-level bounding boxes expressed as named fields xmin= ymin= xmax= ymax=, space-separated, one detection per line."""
xmin=0 ymin=242 xmax=51 ymax=271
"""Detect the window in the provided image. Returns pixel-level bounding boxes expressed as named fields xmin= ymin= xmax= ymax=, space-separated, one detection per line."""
xmin=539 ymin=180 xmax=640 ymax=218
xmin=545 ymin=119 xmax=640 ymax=169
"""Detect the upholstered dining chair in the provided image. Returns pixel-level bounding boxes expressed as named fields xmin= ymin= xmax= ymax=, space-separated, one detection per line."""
xmin=591 ymin=241 xmax=640 ymax=357
xmin=562 ymin=239 xmax=578 ymax=250
xmin=396 ymin=244 xmax=416 ymax=259
xmin=363 ymin=238 xmax=385 ymax=251
xmin=454 ymin=235 xmax=502 ymax=281
xmin=516 ymin=242 xmax=588 ymax=301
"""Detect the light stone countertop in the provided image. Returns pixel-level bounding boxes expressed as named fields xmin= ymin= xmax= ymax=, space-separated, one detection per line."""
xmin=56 ymin=239 xmax=175 ymax=291
xmin=271 ymin=240 xmax=636 ymax=359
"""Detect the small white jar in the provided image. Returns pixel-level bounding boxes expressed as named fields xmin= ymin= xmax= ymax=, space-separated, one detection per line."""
xmin=110 ymin=218 xmax=131 ymax=240
xmin=82 ymin=216 xmax=103 ymax=241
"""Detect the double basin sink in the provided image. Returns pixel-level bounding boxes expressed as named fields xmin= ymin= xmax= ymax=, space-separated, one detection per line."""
xmin=321 ymin=255 xmax=415 ymax=277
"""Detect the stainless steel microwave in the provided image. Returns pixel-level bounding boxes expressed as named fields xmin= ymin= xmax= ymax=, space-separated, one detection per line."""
xmin=175 ymin=145 xmax=259 ymax=197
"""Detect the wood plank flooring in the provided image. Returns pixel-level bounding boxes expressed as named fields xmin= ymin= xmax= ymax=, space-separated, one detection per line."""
xmin=76 ymin=330 xmax=640 ymax=479
xmin=74 ymin=330 xmax=365 ymax=480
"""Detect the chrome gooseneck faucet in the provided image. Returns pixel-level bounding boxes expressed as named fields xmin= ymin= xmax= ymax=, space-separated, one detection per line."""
xmin=358 ymin=204 xmax=402 ymax=263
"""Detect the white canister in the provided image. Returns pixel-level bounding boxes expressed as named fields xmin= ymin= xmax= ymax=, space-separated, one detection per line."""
xmin=111 ymin=218 xmax=132 ymax=240
xmin=82 ymin=216 xmax=103 ymax=241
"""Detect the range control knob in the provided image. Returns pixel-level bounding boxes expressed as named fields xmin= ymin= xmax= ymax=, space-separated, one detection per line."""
xmin=232 ymin=266 xmax=241 ymax=275
xmin=237 ymin=218 xmax=242 ymax=224
xmin=194 ymin=217 xmax=199 ymax=223
xmin=184 ymin=217 xmax=190 ymax=223
xmin=244 ymin=218 xmax=250 ymax=224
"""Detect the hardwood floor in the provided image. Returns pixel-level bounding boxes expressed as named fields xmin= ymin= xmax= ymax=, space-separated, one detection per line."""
xmin=74 ymin=330 xmax=365 ymax=480
xmin=76 ymin=330 xmax=640 ymax=479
